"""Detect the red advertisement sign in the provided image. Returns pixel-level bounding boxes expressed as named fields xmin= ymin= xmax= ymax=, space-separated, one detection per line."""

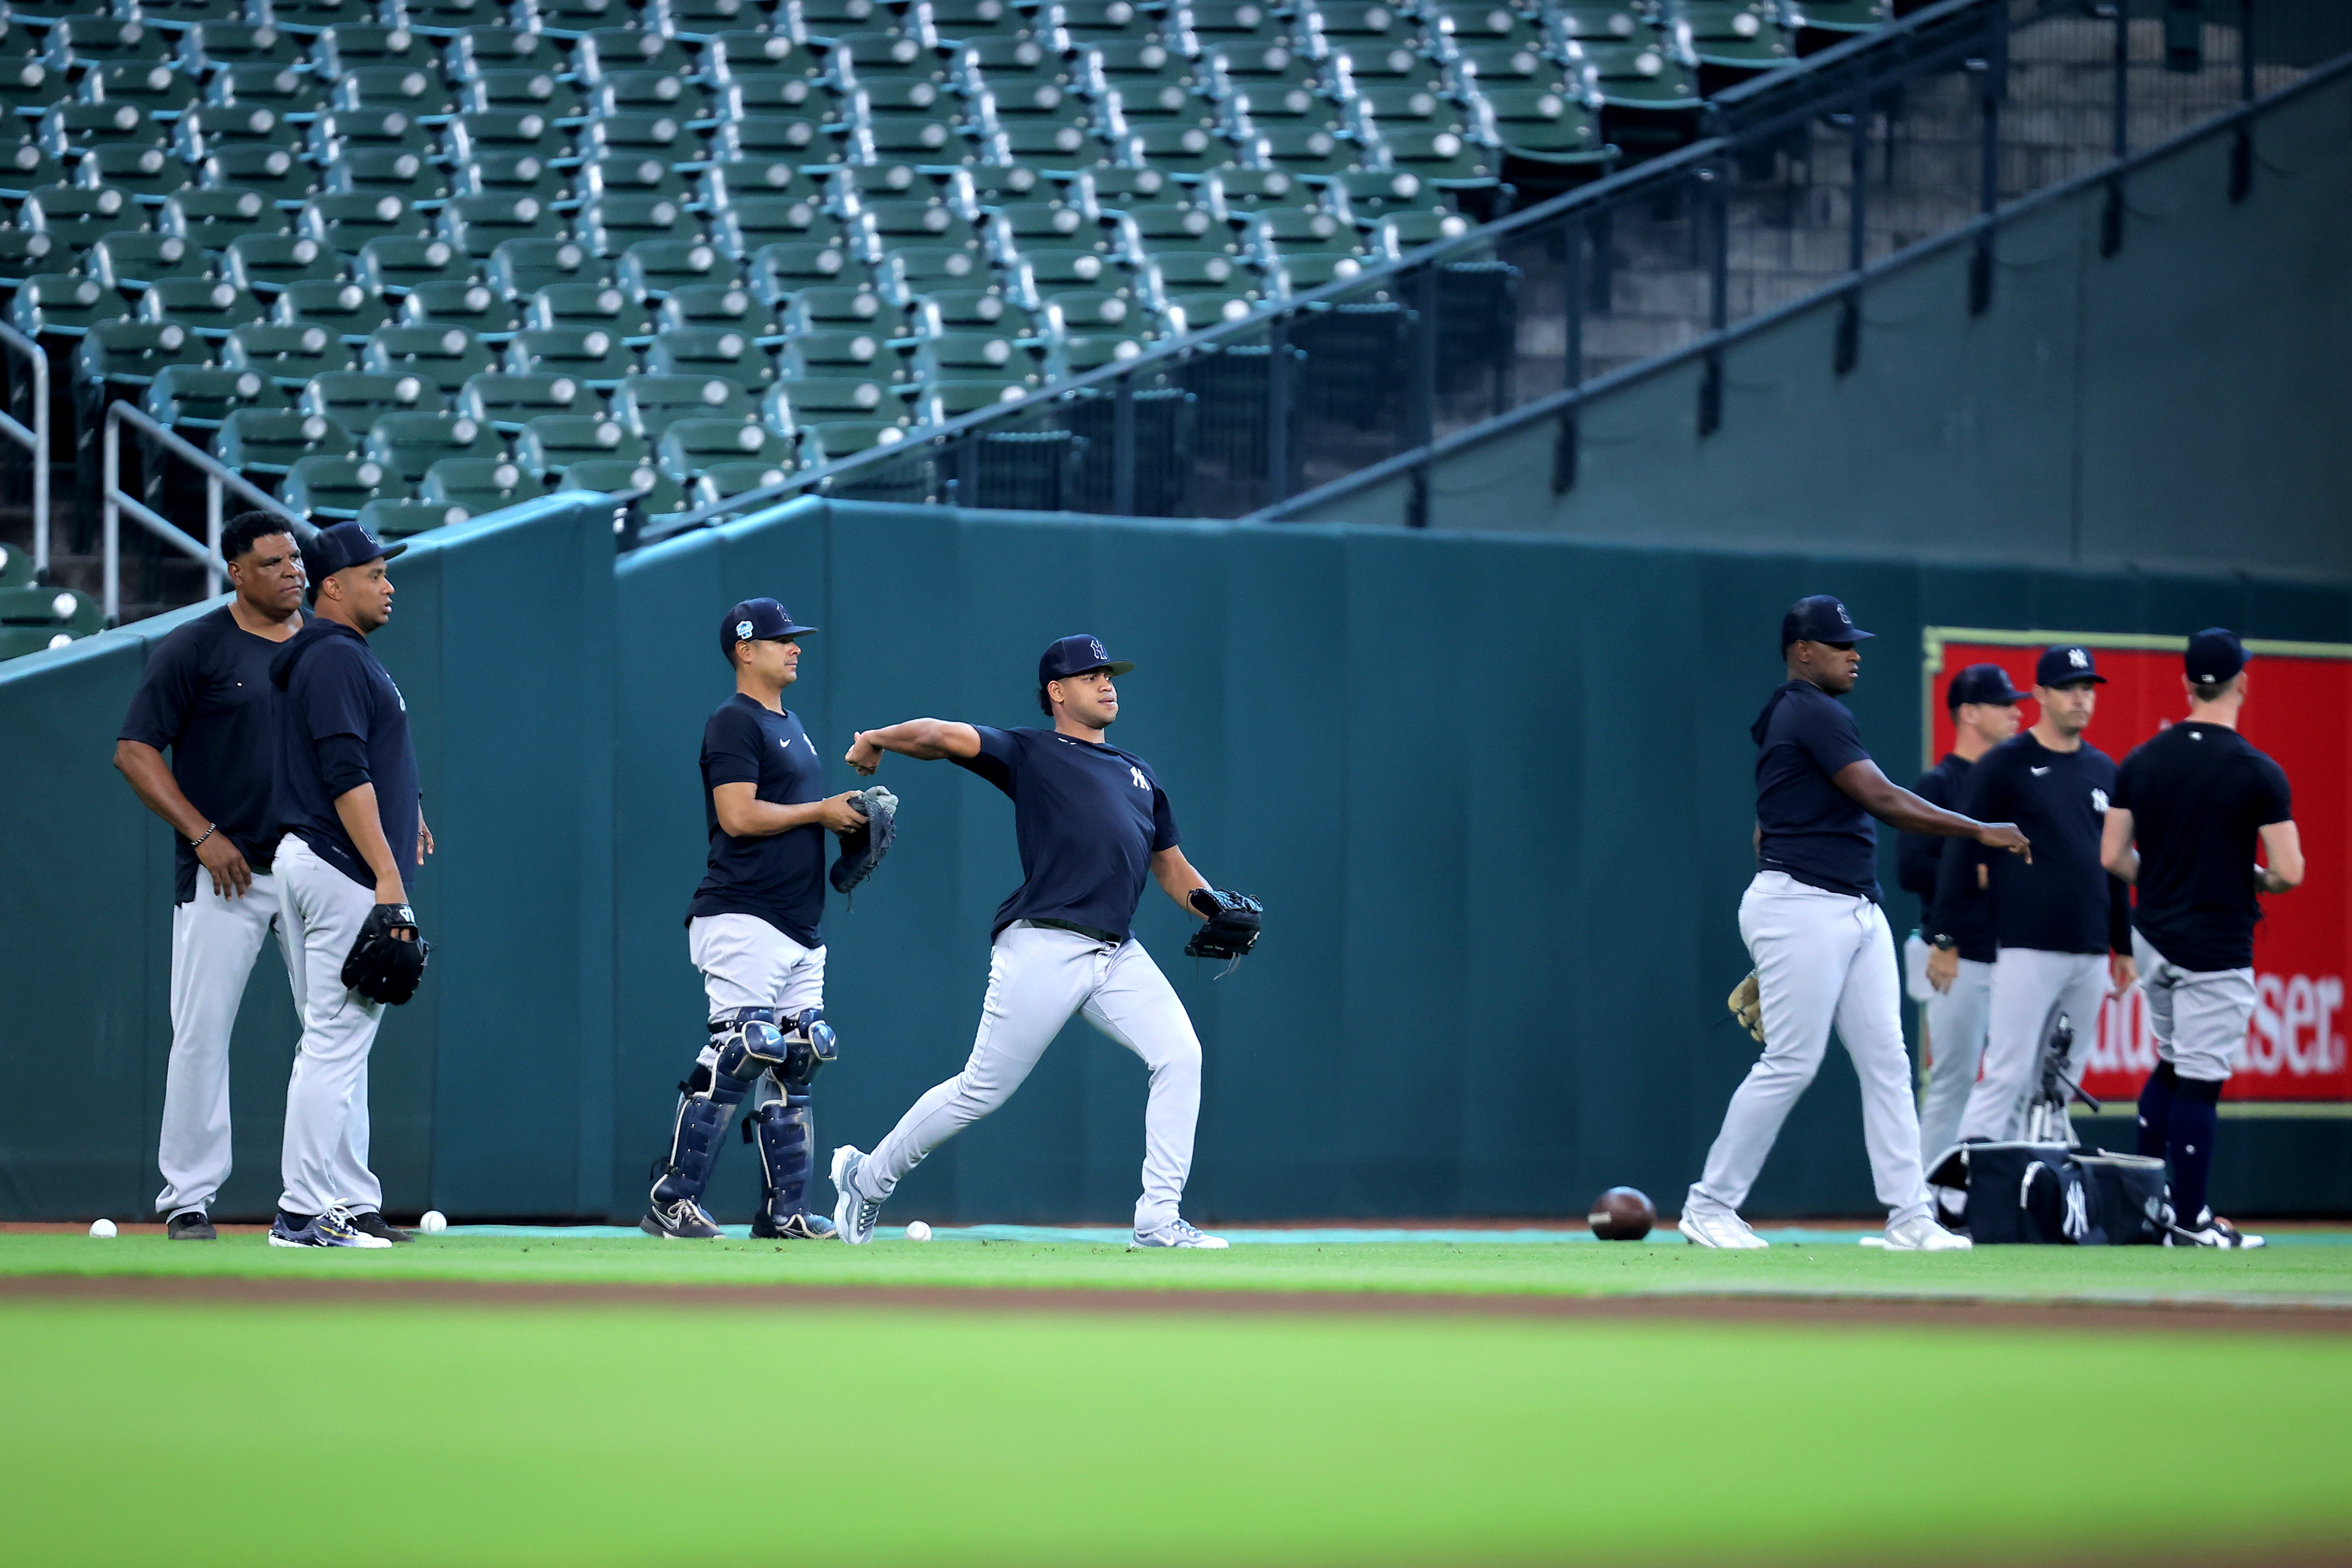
xmin=1923 ymin=631 xmax=2350 ymax=1103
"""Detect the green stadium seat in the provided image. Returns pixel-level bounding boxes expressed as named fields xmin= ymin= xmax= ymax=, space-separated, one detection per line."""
xmin=450 ymin=149 xmax=569 ymax=205
xmin=356 ymin=497 xmax=472 ymax=535
xmin=659 ymin=282 xmax=781 ymax=335
xmin=508 ymin=325 xmax=637 ymax=386
xmin=904 ymin=376 xmax=1033 ymax=423
xmin=0 ymin=583 xmax=102 ymax=639
xmin=304 ymin=193 xmax=427 ymax=256
xmin=76 ymin=145 xmax=196 ymax=206
xmin=527 ymin=282 xmax=658 ymax=338
xmin=910 ymin=287 xmax=1018 ymax=332
xmin=775 ymin=326 xmax=891 ymax=381
xmin=326 ymin=148 xmax=455 ymax=208
xmin=776 ymin=282 xmax=890 ymax=331
xmin=208 ymin=63 xmax=331 ymax=121
xmin=228 ymin=233 xmax=348 ymax=294
xmin=644 ymin=325 xmax=777 ymax=393
xmin=590 ymin=69 xmax=710 ymax=118
xmin=90 ymin=232 xmax=216 ymax=292
xmin=363 ymin=409 xmax=499 ymax=483
xmin=516 ymin=411 xmax=648 ymax=479
xmin=763 ymin=373 xmax=904 ymax=432
xmin=712 ymin=196 xmax=826 ymax=262
xmin=47 ymin=19 xmax=172 ymax=71
xmin=142 ymin=278 xmax=270 ymax=337
xmin=689 ymin=457 xmax=795 ymax=505
xmin=1376 ymin=126 xmax=1501 ymax=189
xmin=610 ymin=373 xmax=759 ymax=439
xmin=463 ymin=66 xmax=583 ymax=117
xmin=86 ymin=60 xmax=202 ymax=118
xmin=697 ymin=155 xmax=806 ymax=210
xmin=559 ymin=457 xmax=691 ymax=517
xmin=618 ymin=240 xmax=739 ymax=302
xmin=178 ymin=23 xmax=307 ymax=74
xmin=748 ymin=240 xmax=871 ymax=304
xmin=276 ymin=279 xmax=397 ymax=340
xmin=198 ymin=145 xmax=320 ymax=209
xmin=0 ymin=138 xmax=72 ymax=202
xmin=524 ymin=0 xmax=627 ymax=39
xmin=76 ymin=321 xmax=210 ymax=390
xmin=364 ymin=324 xmax=497 ymax=396
xmin=401 ymin=280 xmax=528 ymax=338
xmin=488 ymin=238 xmax=615 ymax=301
xmin=579 ymin=195 xmax=701 ymax=259
xmin=440 ymin=194 xmax=563 ymax=260
xmin=658 ymin=416 xmax=794 ymax=479
xmin=300 ymin=369 xmax=435 ymax=426
xmin=12 ymin=274 xmax=135 ymax=338
xmin=227 ymin=321 xmax=360 ymax=388
xmin=23 ymin=185 xmax=148 ymax=260
xmin=311 ymin=25 xmax=429 ymax=77
xmin=1682 ymin=0 xmax=1799 ymax=80
xmin=458 ymin=369 xmax=596 ymax=433
xmin=579 ymin=110 xmax=701 ymax=167
xmin=420 ymin=455 xmax=534 ymax=515
xmin=147 ymin=365 xmax=286 ymax=430
xmin=283 ymin=453 xmax=407 ymax=518
xmin=0 ymin=230 xmax=65 ymax=289
xmin=793 ymin=417 xmax=912 ymax=467
xmin=331 ymin=65 xmax=460 ymax=122
xmin=577 ymin=152 xmax=695 ymax=206
xmin=359 ymin=234 xmax=481 ymax=295
xmin=162 ymin=187 xmax=286 ymax=246
xmin=1125 ymin=122 xmax=1231 ymax=171
xmin=0 ymin=541 xmax=32 ymax=587
xmin=576 ymin=27 xmax=697 ymax=80
xmin=445 ymin=109 xmax=569 ymax=164
xmin=904 ymin=326 xmax=1031 ymax=385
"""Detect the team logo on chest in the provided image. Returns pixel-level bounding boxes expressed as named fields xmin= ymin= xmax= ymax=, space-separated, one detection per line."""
xmin=2091 ymin=787 xmax=2109 ymax=813
xmin=1129 ymin=765 xmax=1149 ymax=791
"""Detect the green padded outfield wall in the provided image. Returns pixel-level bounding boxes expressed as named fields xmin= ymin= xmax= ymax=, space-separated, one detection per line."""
xmin=4 ymin=499 xmax=2347 ymax=1220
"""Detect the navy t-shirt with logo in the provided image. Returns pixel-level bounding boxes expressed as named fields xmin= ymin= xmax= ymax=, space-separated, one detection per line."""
xmin=953 ymin=726 xmax=1181 ymax=942
xmin=2115 ymin=722 xmax=2292 ymax=971
xmin=687 ymin=694 xmax=828 ymax=947
xmin=268 ymin=617 xmax=420 ymax=893
xmin=118 ymin=605 xmax=294 ymax=905
xmin=1751 ymin=679 xmax=1878 ymax=900
xmin=1944 ymin=733 xmax=2131 ymax=955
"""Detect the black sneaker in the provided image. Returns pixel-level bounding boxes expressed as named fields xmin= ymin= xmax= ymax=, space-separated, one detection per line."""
xmin=165 ymin=1211 xmax=217 ymax=1241
xmin=640 ymin=1197 xmax=724 ymax=1240
xmin=751 ymin=1210 xmax=836 ymax=1240
xmin=347 ymin=1210 xmax=412 ymax=1244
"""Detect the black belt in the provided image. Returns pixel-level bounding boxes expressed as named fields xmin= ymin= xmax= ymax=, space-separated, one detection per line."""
xmin=1023 ymin=918 xmax=1123 ymax=945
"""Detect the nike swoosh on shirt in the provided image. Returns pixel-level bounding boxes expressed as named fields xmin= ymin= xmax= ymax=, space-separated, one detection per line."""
xmin=2030 ymin=766 xmax=2050 ymax=776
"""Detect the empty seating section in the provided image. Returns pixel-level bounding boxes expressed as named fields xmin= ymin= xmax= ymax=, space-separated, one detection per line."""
xmin=0 ymin=0 xmax=1879 ymax=540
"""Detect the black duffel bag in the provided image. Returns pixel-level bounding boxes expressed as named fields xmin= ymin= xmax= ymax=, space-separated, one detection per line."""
xmin=1932 ymin=1142 xmax=2167 ymax=1245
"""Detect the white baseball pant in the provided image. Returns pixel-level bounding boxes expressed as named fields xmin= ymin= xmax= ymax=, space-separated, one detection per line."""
xmin=2132 ymin=931 xmax=2255 ymax=1084
xmin=686 ymin=913 xmax=825 ymax=1110
xmin=1957 ymin=948 xmax=2109 ymax=1141
xmin=1909 ymin=944 xmax=1994 ymax=1166
xmin=157 ymin=868 xmax=298 ymax=1216
xmin=275 ymin=835 xmax=388 ymax=1219
xmin=852 ymin=922 xmax=1203 ymax=1230
xmin=1687 ymin=872 xmax=1931 ymax=1224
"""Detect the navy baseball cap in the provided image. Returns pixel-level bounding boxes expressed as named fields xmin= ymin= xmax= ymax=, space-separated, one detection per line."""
xmin=1780 ymin=595 xmax=1872 ymax=650
xmin=2034 ymin=644 xmax=2107 ymax=687
xmin=1039 ymin=634 xmax=1133 ymax=685
xmin=1946 ymin=663 xmax=2023 ymax=709
xmin=302 ymin=519 xmax=403 ymax=582
xmin=2186 ymin=627 xmax=2247 ymax=685
xmin=720 ymin=597 xmax=817 ymax=659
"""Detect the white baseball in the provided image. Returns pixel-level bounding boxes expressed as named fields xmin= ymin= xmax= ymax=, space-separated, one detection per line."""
xmin=88 ymin=1219 xmax=117 ymax=1238
xmin=419 ymin=1210 xmax=448 ymax=1234
xmin=904 ymin=1220 xmax=933 ymax=1242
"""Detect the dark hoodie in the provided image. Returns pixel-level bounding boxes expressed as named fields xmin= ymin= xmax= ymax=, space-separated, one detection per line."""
xmin=269 ymin=616 xmax=419 ymax=893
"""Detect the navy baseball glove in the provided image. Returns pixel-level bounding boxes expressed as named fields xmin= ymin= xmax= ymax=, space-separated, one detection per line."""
xmin=343 ymin=902 xmax=429 ymax=1006
xmin=1184 ymin=888 xmax=1262 ymax=961
xmin=829 ymin=786 xmax=898 ymax=896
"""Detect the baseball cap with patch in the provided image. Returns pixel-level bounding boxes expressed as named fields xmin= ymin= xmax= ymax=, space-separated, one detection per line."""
xmin=2034 ymin=644 xmax=2107 ymax=686
xmin=2185 ymin=627 xmax=2247 ymax=686
xmin=302 ymin=519 xmax=404 ymax=582
xmin=1946 ymin=663 xmax=2023 ymax=709
xmin=1038 ymin=634 xmax=1133 ymax=685
xmin=720 ymin=597 xmax=817 ymax=660
xmin=1780 ymin=595 xmax=1872 ymax=650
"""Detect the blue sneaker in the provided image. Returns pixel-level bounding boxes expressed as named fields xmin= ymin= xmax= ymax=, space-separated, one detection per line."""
xmin=268 ymin=1205 xmax=395 ymax=1249
xmin=1129 ymin=1218 xmax=1229 ymax=1250
xmin=830 ymin=1146 xmax=881 ymax=1245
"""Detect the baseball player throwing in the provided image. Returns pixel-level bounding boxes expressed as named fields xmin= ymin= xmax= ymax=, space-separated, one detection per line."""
xmin=828 ymin=635 xmax=1258 ymax=1249
xmin=641 ymin=598 xmax=881 ymax=1241
xmin=1683 ymin=597 xmax=2026 ymax=1251
xmin=2102 ymin=628 xmax=2301 ymax=1248
xmin=115 ymin=511 xmax=311 ymax=1241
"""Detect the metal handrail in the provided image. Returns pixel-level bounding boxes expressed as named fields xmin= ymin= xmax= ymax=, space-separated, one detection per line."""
xmin=101 ymin=400 xmax=314 ymax=625
xmin=633 ymin=0 xmax=2012 ymax=545
xmin=0 ymin=320 xmax=47 ymax=576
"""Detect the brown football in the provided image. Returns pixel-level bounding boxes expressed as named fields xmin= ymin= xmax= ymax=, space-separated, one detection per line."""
xmin=1588 ymin=1186 xmax=1656 ymax=1241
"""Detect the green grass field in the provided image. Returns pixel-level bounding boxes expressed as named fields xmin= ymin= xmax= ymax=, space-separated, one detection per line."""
xmin=6 ymin=1232 xmax=2350 ymax=1566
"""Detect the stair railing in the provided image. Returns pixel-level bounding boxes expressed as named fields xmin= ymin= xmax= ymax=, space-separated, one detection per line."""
xmin=101 ymin=400 xmax=314 ymax=625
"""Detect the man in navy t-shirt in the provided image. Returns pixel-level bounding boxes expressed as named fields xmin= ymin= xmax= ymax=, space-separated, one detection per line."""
xmin=2100 ymin=628 xmax=2303 ymax=1248
xmin=828 ymin=635 xmax=1254 ymax=1249
xmin=1681 ymin=598 xmax=2026 ymax=1252
xmin=1951 ymin=645 xmax=2137 ymax=1145
xmin=264 ymin=521 xmax=431 ymax=1249
xmin=115 ymin=511 xmax=309 ymax=1240
xmin=641 ymin=598 xmax=875 ymax=1241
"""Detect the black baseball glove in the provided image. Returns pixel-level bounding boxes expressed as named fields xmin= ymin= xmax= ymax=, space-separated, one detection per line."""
xmin=1184 ymin=888 xmax=1263 ymax=961
xmin=343 ymin=902 xmax=429 ymax=1006
xmin=829 ymin=786 xmax=898 ymax=896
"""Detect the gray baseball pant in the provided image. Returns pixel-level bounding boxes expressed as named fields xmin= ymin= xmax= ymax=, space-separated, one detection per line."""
xmin=852 ymin=922 xmax=1203 ymax=1230
xmin=2133 ymin=931 xmax=2256 ymax=1084
xmin=275 ymin=836 xmax=388 ymax=1219
xmin=1912 ymin=948 xmax=1994 ymax=1166
xmin=1958 ymin=948 xmax=2108 ymax=1141
xmin=1687 ymin=872 xmax=1931 ymax=1225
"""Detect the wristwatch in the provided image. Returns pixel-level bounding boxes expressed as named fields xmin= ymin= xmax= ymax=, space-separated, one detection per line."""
xmin=1930 ymin=935 xmax=1956 ymax=952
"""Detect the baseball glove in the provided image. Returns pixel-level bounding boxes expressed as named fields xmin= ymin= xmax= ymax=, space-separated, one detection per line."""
xmin=1184 ymin=888 xmax=1263 ymax=961
xmin=1727 ymin=970 xmax=1763 ymax=1043
xmin=343 ymin=902 xmax=429 ymax=1006
xmin=828 ymin=785 xmax=898 ymax=896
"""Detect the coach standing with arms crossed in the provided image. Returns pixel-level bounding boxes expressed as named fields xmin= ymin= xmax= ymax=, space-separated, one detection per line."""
xmin=2102 ymin=629 xmax=2300 ymax=1249
xmin=1951 ymin=646 xmax=2135 ymax=1144
xmin=115 ymin=512 xmax=309 ymax=1240
xmin=265 ymin=521 xmax=431 ymax=1249
xmin=1681 ymin=598 xmax=2025 ymax=1252
xmin=1899 ymin=664 xmax=2021 ymax=1193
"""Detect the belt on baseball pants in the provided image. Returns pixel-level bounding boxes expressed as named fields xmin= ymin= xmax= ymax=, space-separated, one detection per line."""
xmin=1020 ymin=918 xmax=1124 ymax=946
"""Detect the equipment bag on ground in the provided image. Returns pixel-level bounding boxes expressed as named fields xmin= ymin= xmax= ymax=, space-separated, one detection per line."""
xmin=1928 ymin=1142 xmax=2167 ymax=1245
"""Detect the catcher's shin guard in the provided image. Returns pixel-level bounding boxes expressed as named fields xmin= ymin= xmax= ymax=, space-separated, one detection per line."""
xmin=649 ymin=1011 xmax=780 ymax=1205
xmin=777 ymin=1008 xmax=837 ymax=1088
xmin=744 ymin=1093 xmax=816 ymax=1230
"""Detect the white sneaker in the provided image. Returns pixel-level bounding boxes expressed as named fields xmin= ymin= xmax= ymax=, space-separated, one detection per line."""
xmin=830 ymin=1146 xmax=880 ymax=1246
xmin=1884 ymin=1213 xmax=1973 ymax=1251
xmin=1129 ymin=1218 xmax=1229 ymax=1249
xmin=1678 ymin=1206 xmax=1768 ymax=1249
xmin=2165 ymin=1208 xmax=2266 ymax=1249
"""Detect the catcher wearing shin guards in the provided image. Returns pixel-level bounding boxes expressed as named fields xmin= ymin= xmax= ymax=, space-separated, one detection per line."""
xmin=641 ymin=598 xmax=891 ymax=1241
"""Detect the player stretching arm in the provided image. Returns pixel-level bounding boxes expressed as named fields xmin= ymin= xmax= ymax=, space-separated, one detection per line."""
xmin=1682 ymin=597 xmax=2024 ymax=1253
xmin=828 ymin=635 xmax=1261 ymax=1250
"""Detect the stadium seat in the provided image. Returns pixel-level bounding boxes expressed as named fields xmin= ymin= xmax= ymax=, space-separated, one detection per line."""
xmin=198 ymin=145 xmax=321 ymax=208
xmin=488 ymin=238 xmax=616 ymax=301
xmin=689 ymin=458 xmax=795 ymax=505
xmin=365 ymin=324 xmax=497 ymax=396
xmin=559 ymin=457 xmax=691 ymax=517
xmin=610 ymin=373 xmax=759 ymax=438
xmin=227 ymin=322 xmax=361 ymax=388
xmin=515 ymin=411 xmax=649 ymax=479
xmin=277 ymin=279 xmax=397 ymax=339
xmin=227 ymin=233 xmax=347 ymax=294
xmin=658 ymin=281 xmax=782 ymax=335
xmin=364 ymin=410 xmax=499 ymax=483
xmin=76 ymin=321 xmax=211 ymax=390
xmin=644 ymin=326 xmax=775 ymax=392
xmin=90 ymin=234 xmax=217 ymax=293
xmin=148 ymin=365 xmax=286 ymax=431
xmin=421 ymin=455 xmax=535 ymax=514
xmin=402 ymin=281 xmax=528 ymax=338
xmin=359 ymin=235 xmax=481 ymax=294
xmin=13 ymin=274 xmax=135 ymax=338
xmin=301 ymin=369 xmax=435 ymax=427
xmin=507 ymin=325 xmax=637 ymax=386
xmin=657 ymin=418 xmax=793 ymax=484
xmin=618 ymin=240 xmax=738 ymax=302
xmin=527 ymin=283 xmax=659 ymax=338
xmin=356 ymin=498 xmax=471 ymax=536
xmin=142 ymin=279 xmax=269 ymax=337
xmin=283 ymin=453 xmax=407 ymax=518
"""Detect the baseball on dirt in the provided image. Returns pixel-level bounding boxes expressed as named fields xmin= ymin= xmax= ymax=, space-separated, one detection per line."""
xmin=905 ymin=1221 xmax=933 ymax=1242
xmin=419 ymin=1210 xmax=448 ymax=1234
xmin=1587 ymin=1187 xmax=1656 ymax=1241
xmin=88 ymin=1219 xmax=116 ymax=1238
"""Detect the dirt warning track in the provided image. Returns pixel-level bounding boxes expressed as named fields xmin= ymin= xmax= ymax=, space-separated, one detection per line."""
xmin=6 ymin=1272 xmax=2351 ymax=1334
